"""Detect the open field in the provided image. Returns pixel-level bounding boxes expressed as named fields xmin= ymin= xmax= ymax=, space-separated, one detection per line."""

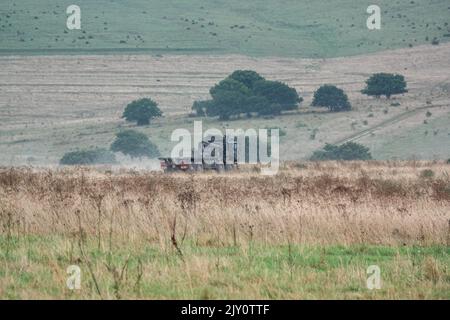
xmin=1 ymin=0 xmax=449 ymax=58
xmin=1 ymin=43 xmax=450 ymax=164
xmin=2 ymin=0 xmax=450 ymax=302
xmin=0 ymin=162 xmax=449 ymax=299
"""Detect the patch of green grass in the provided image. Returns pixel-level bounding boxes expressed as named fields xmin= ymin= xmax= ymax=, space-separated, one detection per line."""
xmin=1 ymin=0 xmax=450 ymax=58
xmin=366 ymin=111 xmax=450 ymax=160
xmin=3 ymin=99 xmax=449 ymax=164
xmin=0 ymin=235 xmax=448 ymax=299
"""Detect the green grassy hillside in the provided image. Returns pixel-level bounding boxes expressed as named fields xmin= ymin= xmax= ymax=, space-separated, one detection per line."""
xmin=1 ymin=0 xmax=450 ymax=57
xmin=2 ymin=103 xmax=449 ymax=164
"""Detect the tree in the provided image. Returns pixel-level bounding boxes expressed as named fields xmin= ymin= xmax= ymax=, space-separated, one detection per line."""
xmin=210 ymin=78 xmax=251 ymax=98
xmin=253 ymin=80 xmax=302 ymax=112
xmin=229 ymin=70 xmax=265 ymax=90
xmin=122 ymin=98 xmax=162 ymax=126
xmin=310 ymin=142 xmax=372 ymax=161
xmin=193 ymin=70 xmax=302 ymax=119
xmin=245 ymin=95 xmax=272 ymax=115
xmin=362 ymin=73 xmax=408 ymax=99
xmin=206 ymin=78 xmax=251 ymax=120
xmin=254 ymin=100 xmax=283 ymax=116
xmin=206 ymin=90 xmax=248 ymax=120
xmin=60 ymin=148 xmax=117 ymax=165
xmin=110 ymin=130 xmax=160 ymax=158
xmin=312 ymin=85 xmax=351 ymax=112
xmin=192 ymin=100 xmax=212 ymax=117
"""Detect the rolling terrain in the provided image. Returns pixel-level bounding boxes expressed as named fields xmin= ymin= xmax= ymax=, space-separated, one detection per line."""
xmin=1 ymin=0 xmax=450 ymax=57
xmin=1 ymin=1 xmax=449 ymax=301
xmin=0 ymin=43 xmax=449 ymax=164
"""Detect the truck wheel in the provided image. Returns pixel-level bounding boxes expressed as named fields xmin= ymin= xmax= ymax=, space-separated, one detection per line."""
xmin=216 ymin=164 xmax=225 ymax=173
xmin=225 ymin=164 xmax=236 ymax=172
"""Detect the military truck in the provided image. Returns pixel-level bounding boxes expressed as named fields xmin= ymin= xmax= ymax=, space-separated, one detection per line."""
xmin=159 ymin=135 xmax=238 ymax=173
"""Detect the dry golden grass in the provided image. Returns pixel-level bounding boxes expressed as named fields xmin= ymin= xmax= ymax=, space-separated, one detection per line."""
xmin=1 ymin=161 xmax=449 ymax=299
xmin=1 ymin=161 xmax=449 ymax=246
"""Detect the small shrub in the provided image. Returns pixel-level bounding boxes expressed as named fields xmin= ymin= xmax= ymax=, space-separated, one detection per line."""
xmin=310 ymin=142 xmax=372 ymax=161
xmin=426 ymin=111 xmax=432 ymax=117
xmin=60 ymin=148 xmax=117 ymax=165
xmin=374 ymin=179 xmax=405 ymax=197
xmin=111 ymin=130 xmax=160 ymax=158
xmin=419 ymin=169 xmax=435 ymax=179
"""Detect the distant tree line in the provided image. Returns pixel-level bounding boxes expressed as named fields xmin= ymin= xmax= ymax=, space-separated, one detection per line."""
xmin=60 ymin=71 xmax=408 ymax=165
xmin=191 ymin=70 xmax=408 ymax=119
xmin=60 ymin=130 xmax=160 ymax=165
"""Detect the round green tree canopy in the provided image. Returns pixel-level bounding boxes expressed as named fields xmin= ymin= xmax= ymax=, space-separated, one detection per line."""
xmin=110 ymin=130 xmax=160 ymax=158
xmin=362 ymin=73 xmax=408 ymax=98
xmin=312 ymin=85 xmax=351 ymax=112
xmin=122 ymin=98 xmax=162 ymax=126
